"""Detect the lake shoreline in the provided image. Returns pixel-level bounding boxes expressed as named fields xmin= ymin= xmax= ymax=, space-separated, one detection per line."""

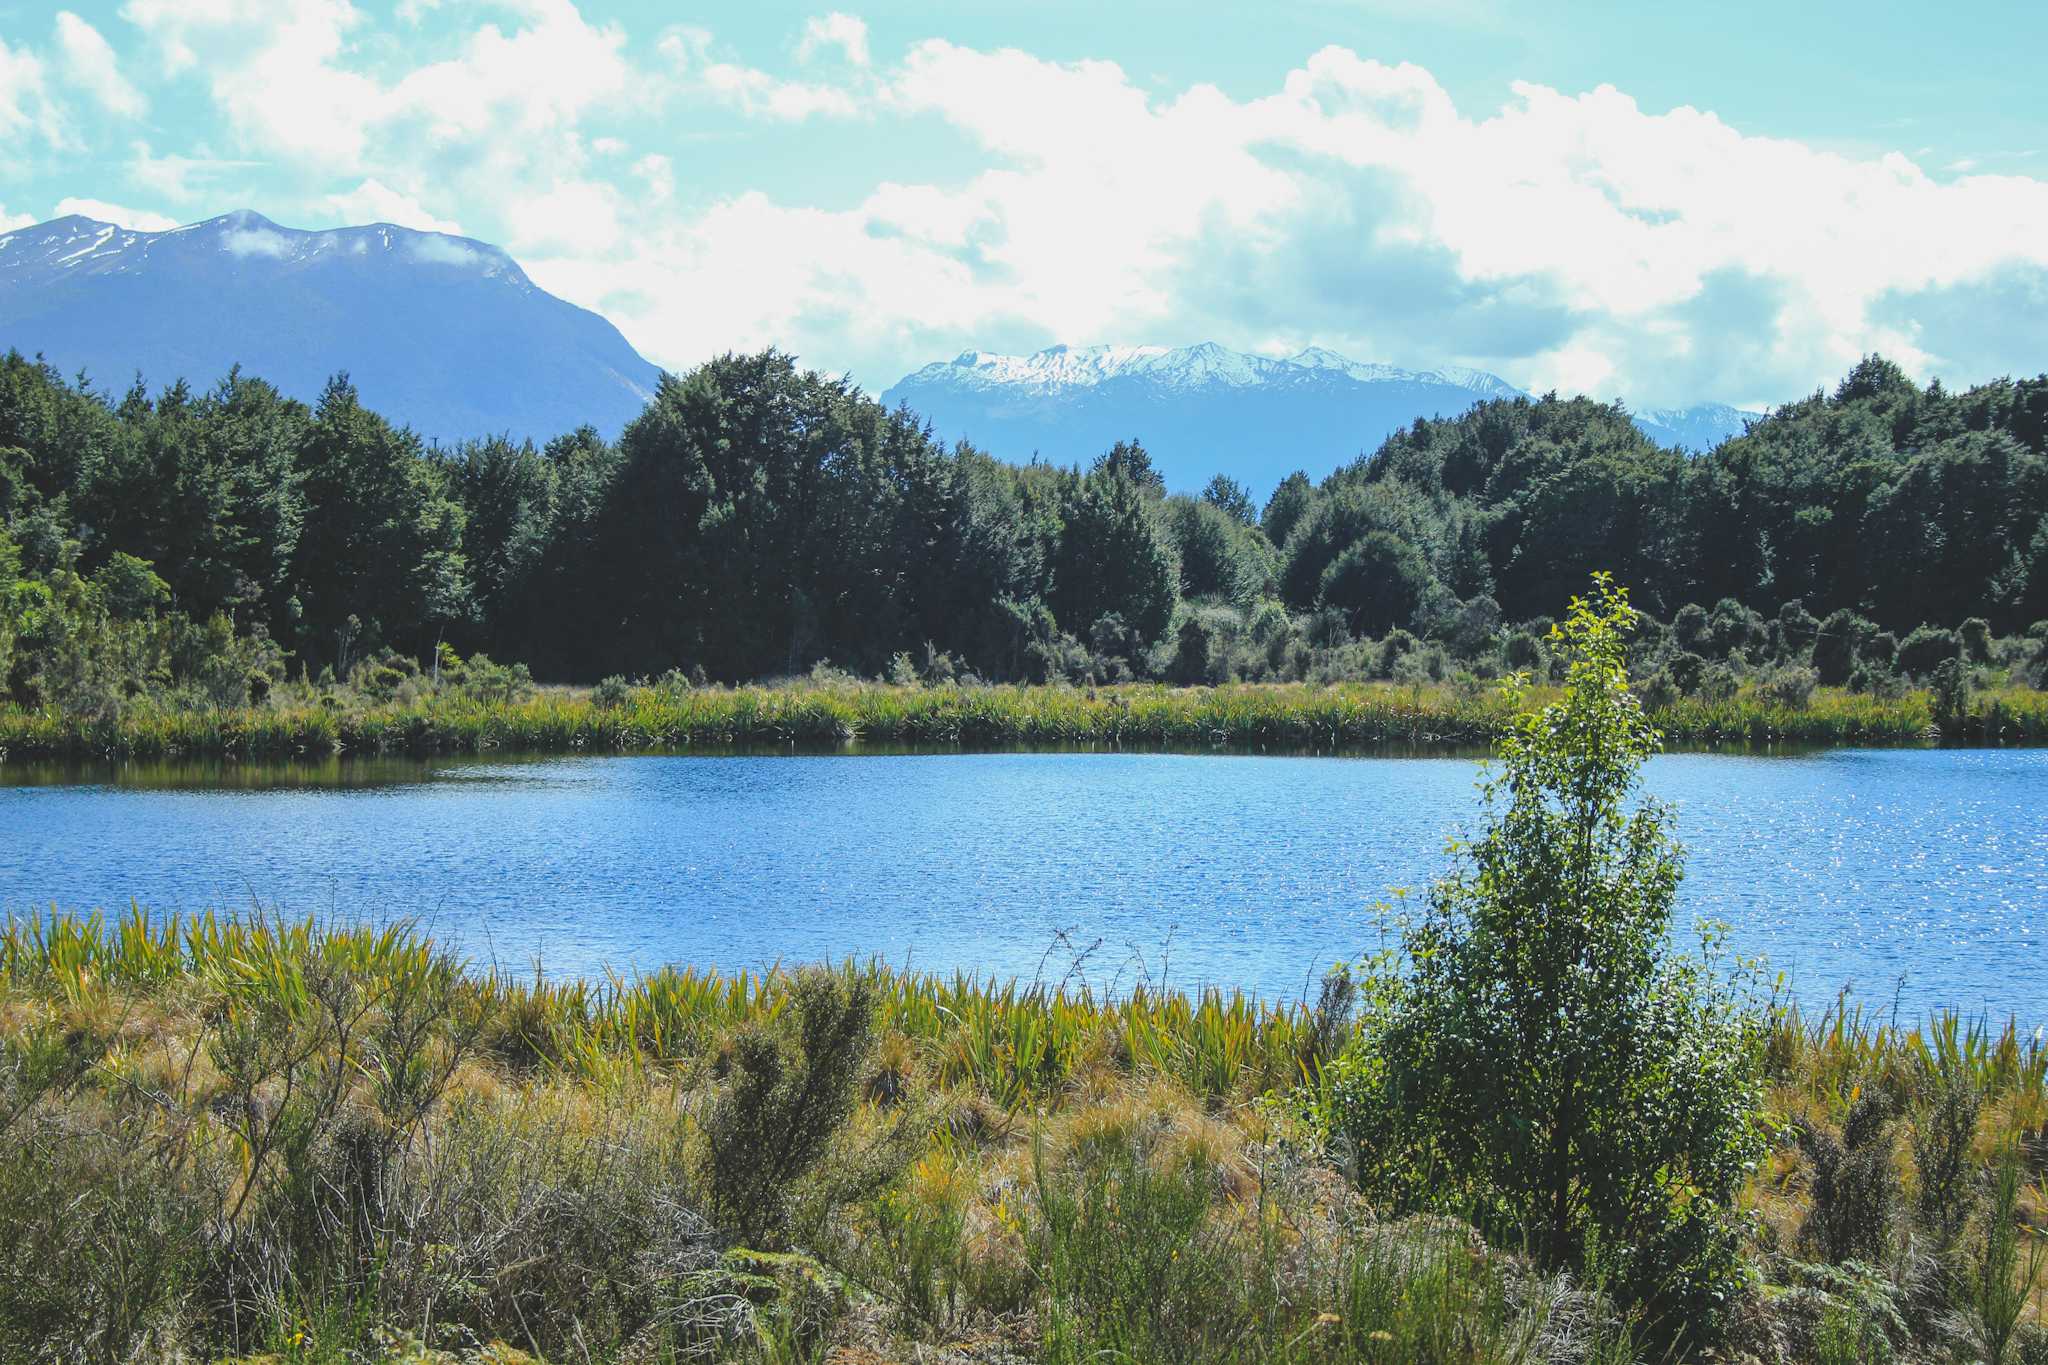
xmin=4 ymin=678 xmax=2046 ymax=764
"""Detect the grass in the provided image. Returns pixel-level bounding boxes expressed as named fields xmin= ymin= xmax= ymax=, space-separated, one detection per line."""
xmin=3 ymin=907 xmax=2044 ymax=1363
xmin=5 ymin=677 xmax=2041 ymax=763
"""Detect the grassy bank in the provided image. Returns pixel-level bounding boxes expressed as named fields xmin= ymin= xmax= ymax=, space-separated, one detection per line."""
xmin=5 ymin=678 xmax=2046 ymax=763
xmin=2 ymin=906 xmax=2043 ymax=1364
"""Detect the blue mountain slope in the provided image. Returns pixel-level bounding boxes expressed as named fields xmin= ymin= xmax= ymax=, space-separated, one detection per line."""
xmin=0 ymin=210 xmax=662 ymax=444
xmin=883 ymin=343 xmax=1761 ymax=492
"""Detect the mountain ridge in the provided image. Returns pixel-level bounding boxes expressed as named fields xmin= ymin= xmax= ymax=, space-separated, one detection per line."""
xmin=883 ymin=342 xmax=1760 ymax=492
xmin=0 ymin=209 xmax=662 ymax=444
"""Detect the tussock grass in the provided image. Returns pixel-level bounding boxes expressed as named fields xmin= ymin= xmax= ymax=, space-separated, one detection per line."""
xmin=4 ymin=909 xmax=2044 ymax=1363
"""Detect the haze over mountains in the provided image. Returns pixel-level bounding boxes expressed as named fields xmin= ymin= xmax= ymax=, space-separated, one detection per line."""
xmin=0 ymin=209 xmax=1758 ymax=479
xmin=883 ymin=344 xmax=1759 ymax=491
xmin=0 ymin=210 xmax=661 ymax=444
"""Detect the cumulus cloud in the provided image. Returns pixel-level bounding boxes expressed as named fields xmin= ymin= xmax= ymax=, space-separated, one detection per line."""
xmin=55 ymin=196 xmax=178 ymax=230
xmin=566 ymin=36 xmax=2048 ymax=405
xmin=54 ymin=12 xmax=144 ymax=118
xmin=660 ymin=26 xmax=862 ymax=121
xmin=326 ymin=178 xmax=462 ymax=234
xmin=84 ymin=5 xmax=2048 ymax=405
xmin=0 ymin=35 xmax=59 ymax=149
xmin=798 ymin=13 xmax=870 ymax=67
xmin=0 ymin=205 xmax=38 ymax=232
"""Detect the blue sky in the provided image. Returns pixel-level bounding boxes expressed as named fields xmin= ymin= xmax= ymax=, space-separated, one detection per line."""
xmin=2 ymin=0 xmax=2045 ymax=407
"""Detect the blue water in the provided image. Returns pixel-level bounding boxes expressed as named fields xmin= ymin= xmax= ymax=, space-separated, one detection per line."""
xmin=2 ymin=750 xmax=2043 ymax=1019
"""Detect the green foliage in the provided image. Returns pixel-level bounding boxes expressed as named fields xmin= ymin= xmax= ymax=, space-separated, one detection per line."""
xmin=1049 ymin=458 xmax=1179 ymax=644
xmin=1969 ymin=1147 xmax=2048 ymax=1365
xmin=702 ymin=969 xmax=877 ymax=1246
xmin=4 ymin=347 xmax=2048 ymax=701
xmin=1795 ymin=1090 xmax=1899 ymax=1264
xmin=1911 ymin=1024 xmax=1984 ymax=1248
xmin=3 ymin=906 xmax=2045 ymax=1362
xmin=1319 ymin=531 xmax=1431 ymax=636
xmin=1333 ymin=576 xmax=1766 ymax=1340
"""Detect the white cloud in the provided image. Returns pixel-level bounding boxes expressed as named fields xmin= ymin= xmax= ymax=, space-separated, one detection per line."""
xmin=325 ymin=177 xmax=462 ymax=233
xmin=127 ymin=142 xmax=259 ymax=200
xmin=54 ymin=196 xmax=178 ymax=230
xmin=633 ymin=152 xmax=674 ymax=202
xmin=222 ymin=225 xmax=293 ymax=256
xmin=122 ymin=0 xmax=381 ymax=165
xmin=568 ymin=37 xmax=2048 ymax=406
xmin=798 ymin=13 xmax=870 ymax=68
xmin=406 ymin=236 xmax=486 ymax=266
xmin=54 ymin=12 xmax=144 ymax=118
xmin=100 ymin=5 xmax=2048 ymax=406
xmin=0 ymin=36 xmax=59 ymax=148
xmin=0 ymin=205 xmax=37 ymax=232
xmin=660 ymin=26 xmax=861 ymax=121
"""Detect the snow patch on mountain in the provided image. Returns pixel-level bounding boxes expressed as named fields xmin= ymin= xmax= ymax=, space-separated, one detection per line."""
xmin=908 ymin=341 xmax=1521 ymax=400
xmin=0 ymin=208 xmax=658 ymax=443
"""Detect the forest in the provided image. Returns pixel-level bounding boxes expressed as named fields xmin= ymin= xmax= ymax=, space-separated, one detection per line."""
xmin=2 ymin=346 xmax=2046 ymax=718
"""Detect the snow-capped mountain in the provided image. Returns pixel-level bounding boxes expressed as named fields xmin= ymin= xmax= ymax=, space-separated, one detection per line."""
xmin=883 ymin=342 xmax=1525 ymax=492
xmin=883 ymin=342 xmax=1757 ymax=492
xmin=1631 ymin=402 xmax=1761 ymax=452
xmin=0 ymin=210 xmax=661 ymax=443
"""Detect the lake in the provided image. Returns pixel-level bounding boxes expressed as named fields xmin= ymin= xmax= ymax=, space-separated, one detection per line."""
xmin=3 ymin=749 xmax=2044 ymax=1020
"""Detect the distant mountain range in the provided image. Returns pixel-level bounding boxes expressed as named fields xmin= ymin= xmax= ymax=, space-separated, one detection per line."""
xmin=0 ymin=209 xmax=1762 ymax=474
xmin=0 ymin=210 xmax=661 ymax=444
xmin=883 ymin=343 xmax=1761 ymax=492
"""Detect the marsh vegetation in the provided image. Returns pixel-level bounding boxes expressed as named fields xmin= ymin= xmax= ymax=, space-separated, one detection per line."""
xmin=3 ymin=581 xmax=2043 ymax=1363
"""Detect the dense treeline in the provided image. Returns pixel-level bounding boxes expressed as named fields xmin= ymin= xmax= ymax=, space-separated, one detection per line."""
xmin=3 ymin=347 xmax=2046 ymax=716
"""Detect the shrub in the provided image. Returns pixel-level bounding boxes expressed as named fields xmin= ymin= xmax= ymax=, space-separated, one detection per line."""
xmin=1849 ymin=661 xmax=1907 ymax=699
xmin=1960 ymin=616 xmax=1994 ymax=663
xmin=1337 ymin=575 xmax=1766 ymax=1342
xmin=702 ymin=969 xmax=877 ymax=1246
xmin=1931 ymin=656 xmax=1974 ymax=726
xmin=592 ymin=674 xmax=632 ymax=708
xmin=1897 ymin=625 xmax=1960 ymax=679
xmin=1760 ymin=663 xmax=1819 ymax=709
xmin=1666 ymin=648 xmax=1707 ymax=695
xmin=1698 ymin=661 xmax=1742 ymax=702
xmin=1970 ymin=1147 xmax=2048 ymax=1365
xmin=1912 ymin=1045 xmax=1983 ymax=1248
xmin=1814 ymin=609 xmax=1877 ymax=685
xmin=1796 ymin=1090 xmax=1899 ymax=1264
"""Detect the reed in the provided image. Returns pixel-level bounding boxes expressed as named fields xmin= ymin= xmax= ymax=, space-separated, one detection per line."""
xmin=3 ymin=677 xmax=2030 ymax=763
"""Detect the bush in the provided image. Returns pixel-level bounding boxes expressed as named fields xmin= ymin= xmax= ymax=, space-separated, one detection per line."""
xmin=1666 ymin=648 xmax=1707 ymax=695
xmin=1334 ymin=575 xmax=1765 ymax=1343
xmin=1931 ymin=656 xmax=1974 ymax=726
xmin=1796 ymin=1090 xmax=1898 ymax=1264
xmin=702 ymin=969 xmax=877 ymax=1246
xmin=1849 ymin=661 xmax=1907 ymax=699
xmin=592 ymin=673 xmax=632 ymax=708
xmin=1960 ymin=616 xmax=1994 ymax=663
xmin=1897 ymin=625 xmax=1960 ymax=680
xmin=1912 ymin=1042 xmax=1983 ymax=1248
xmin=1862 ymin=630 xmax=1900 ymax=669
xmin=1759 ymin=663 xmax=1819 ymax=709
xmin=1814 ymin=609 xmax=1876 ymax=685
xmin=1970 ymin=1147 xmax=2048 ymax=1365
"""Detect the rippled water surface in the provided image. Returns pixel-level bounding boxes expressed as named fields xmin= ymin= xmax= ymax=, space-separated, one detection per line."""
xmin=4 ymin=750 xmax=2043 ymax=1018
